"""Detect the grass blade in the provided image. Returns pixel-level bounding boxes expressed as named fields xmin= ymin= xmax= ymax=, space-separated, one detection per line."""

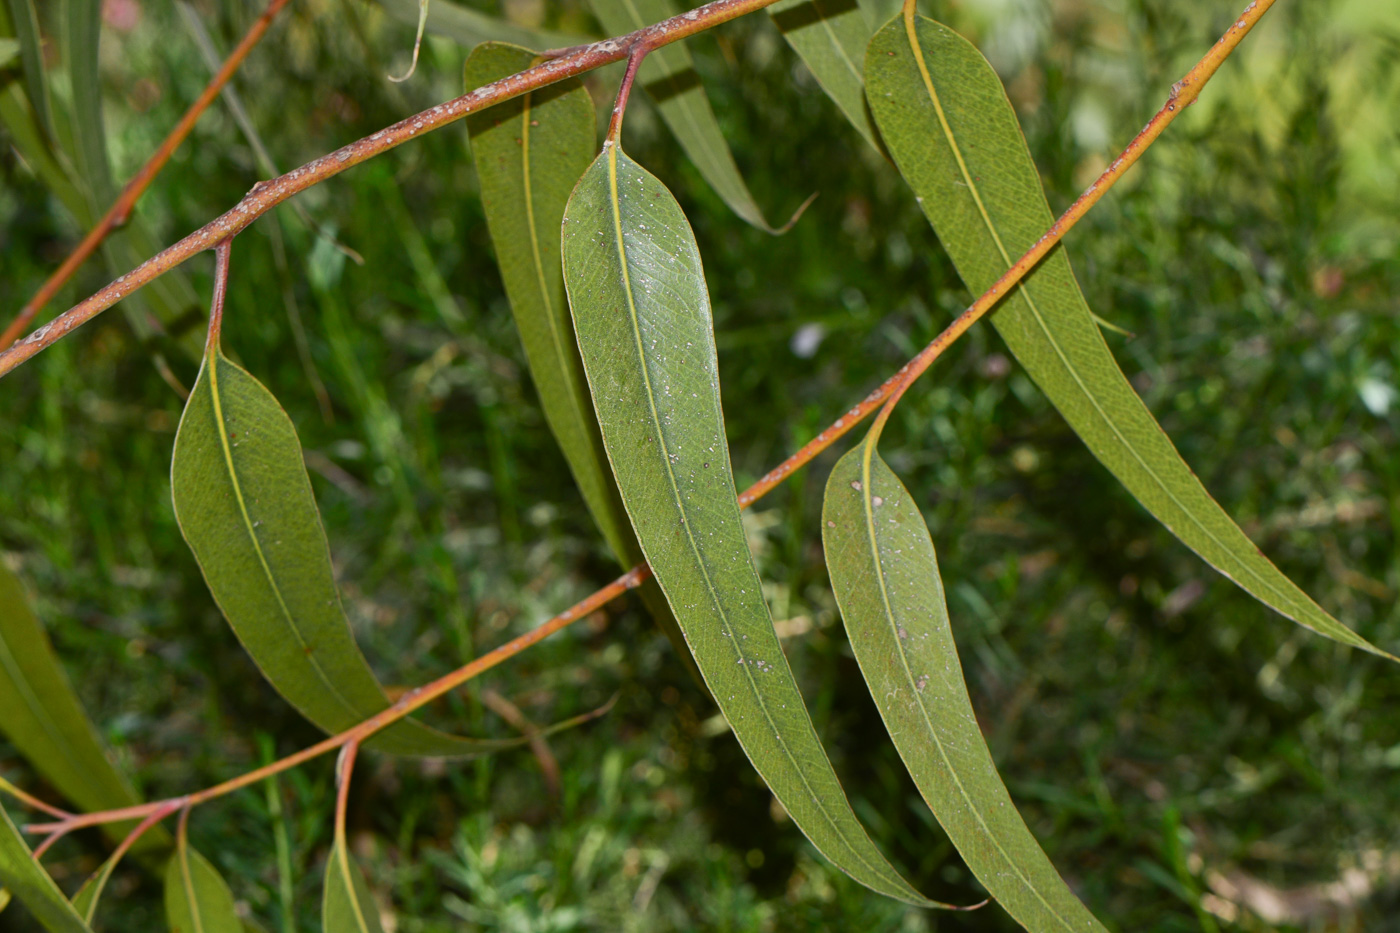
xmin=586 ymin=0 xmax=788 ymax=231
xmin=865 ymin=15 xmax=1389 ymax=658
xmin=0 ymin=800 xmax=93 ymax=933
xmin=824 ymin=439 xmax=1108 ymax=932
xmin=464 ymin=42 xmax=703 ymax=684
xmin=769 ymin=0 xmax=880 ymax=149
xmin=165 ymin=843 xmax=241 ymax=933
xmin=170 ymin=341 xmax=540 ymax=756
xmin=322 ymin=838 xmax=385 ymax=933
xmin=1 ymin=0 xmax=52 ymax=137
xmin=562 ymin=143 xmax=958 ymax=906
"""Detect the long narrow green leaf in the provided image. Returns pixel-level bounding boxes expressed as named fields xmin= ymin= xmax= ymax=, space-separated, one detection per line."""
xmin=165 ymin=843 xmax=241 ymax=933
xmin=322 ymin=838 xmax=385 ymax=933
xmin=1 ymin=0 xmax=53 ymax=137
xmin=586 ymin=0 xmax=786 ymax=231
xmin=0 ymin=800 xmax=93 ymax=933
xmin=170 ymin=342 xmax=537 ymax=757
xmin=378 ymin=0 xmax=590 ymax=53
xmin=70 ymin=855 xmax=117 ymax=925
xmin=825 ymin=439 xmax=1108 ymax=932
xmin=0 ymin=563 xmax=146 ymax=824
xmin=463 ymin=42 xmax=702 ymax=685
xmin=60 ymin=0 xmax=202 ymax=355
xmin=561 ymin=143 xmax=955 ymax=906
xmin=769 ymin=0 xmax=880 ymax=149
xmin=865 ymin=15 xmax=1390 ymax=659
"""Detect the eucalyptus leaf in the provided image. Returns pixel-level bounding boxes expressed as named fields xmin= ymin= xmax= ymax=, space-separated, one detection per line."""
xmin=586 ymin=0 xmax=787 ymax=231
xmin=865 ymin=15 xmax=1389 ymax=658
xmin=70 ymin=855 xmax=117 ymax=925
xmin=322 ymin=838 xmax=385 ymax=933
xmin=769 ymin=0 xmax=880 ymax=149
xmin=171 ymin=340 xmax=539 ymax=756
xmin=0 ymin=800 xmax=93 ymax=933
xmin=825 ymin=440 xmax=1108 ymax=932
xmin=561 ymin=143 xmax=956 ymax=906
xmin=165 ymin=845 xmax=241 ymax=933
xmin=464 ymin=43 xmax=703 ymax=684
xmin=0 ymin=562 xmax=150 ymax=843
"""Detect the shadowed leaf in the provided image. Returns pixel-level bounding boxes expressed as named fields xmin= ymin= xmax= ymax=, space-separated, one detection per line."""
xmin=0 ymin=800 xmax=93 ymax=933
xmin=171 ymin=342 xmax=538 ymax=756
xmin=769 ymin=0 xmax=880 ymax=149
xmin=165 ymin=844 xmax=241 ymax=933
xmin=323 ymin=838 xmax=385 ymax=933
xmin=464 ymin=42 xmax=703 ymax=685
xmin=865 ymin=14 xmax=1390 ymax=658
xmin=561 ymin=143 xmax=958 ymax=906
xmin=586 ymin=0 xmax=788 ymax=231
xmin=824 ymin=439 xmax=1108 ymax=932
xmin=0 ymin=0 xmax=51 ymax=136
xmin=0 ymin=562 xmax=152 ymax=846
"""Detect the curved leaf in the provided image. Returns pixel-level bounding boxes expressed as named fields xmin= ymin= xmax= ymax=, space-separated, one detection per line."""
xmin=561 ymin=143 xmax=954 ymax=906
xmin=322 ymin=839 xmax=385 ymax=933
xmin=0 ymin=0 xmax=52 ymax=137
xmin=171 ymin=343 xmax=533 ymax=756
xmin=586 ymin=0 xmax=787 ymax=231
xmin=0 ymin=800 xmax=93 ymax=933
xmin=0 ymin=562 xmax=153 ymax=847
xmin=769 ymin=0 xmax=880 ymax=149
xmin=464 ymin=42 xmax=703 ymax=685
xmin=865 ymin=15 xmax=1389 ymax=658
xmin=824 ymin=440 xmax=1108 ymax=932
xmin=165 ymin=845 xmax=241 ymax=933
xmin=70 ymin=854 xmax=118 ymax=925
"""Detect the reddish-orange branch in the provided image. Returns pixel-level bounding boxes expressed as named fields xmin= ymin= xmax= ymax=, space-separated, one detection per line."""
xmin=19 ymin=0 xmax=1270 ymax=854
xmin=0 ymin=0 xmax=293 ymax=353
xmin=0 ymin=0 xmax=784 ymax=378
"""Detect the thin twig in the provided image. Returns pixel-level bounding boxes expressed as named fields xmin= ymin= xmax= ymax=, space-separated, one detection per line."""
xmin=0 ymin=0 xmax=293 ymax=352
xmin=0 ymin=0 xmax=784 ymax=378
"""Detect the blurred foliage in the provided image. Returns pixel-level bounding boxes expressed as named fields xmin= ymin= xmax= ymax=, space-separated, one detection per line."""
xmin=1 ymin=0 xmax=1398 ymax=929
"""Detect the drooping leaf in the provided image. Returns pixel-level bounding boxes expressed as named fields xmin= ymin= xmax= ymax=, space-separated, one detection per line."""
xmin=865 ymin=15 xmax=1390 ymax=659
xmin=769 ymin=0 xmax=880 ymax=149
xmin=824 ymin=440 xmax=1108 ymax=932
xmin=322 ymin=838 xmax=385 ymax=933
xmin=170 ymin=341 xmax=537 ymax=756
xmin=378 ymin=0 xmax=590 ymax=53
xmin=165 ymin=844 xmax=241 ymax=933
xmin=0 ymin=563 xmax=149 ymax=841
xmin=463 ymin=42 xmax=703 ymax=686
xmin=586 ymin=0 xmax=787 ymax=231
xmin=561 ymin=143 xmax=954 ymax=907
xmin=0 ymin=800 xmax=93 ymax=933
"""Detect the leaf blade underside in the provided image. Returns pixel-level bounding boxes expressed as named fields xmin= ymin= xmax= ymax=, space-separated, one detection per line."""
xmin=171 ymin=346 xmax=533 ymax=756
xmin=825 ymin=441 xmax=1108 ymax=932
xmin=561 ymin=143 xmax=956 ymax=906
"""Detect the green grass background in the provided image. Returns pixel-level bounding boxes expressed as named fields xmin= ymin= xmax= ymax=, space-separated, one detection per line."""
xmin=2 ymin=0 xmax=1399 ymax=929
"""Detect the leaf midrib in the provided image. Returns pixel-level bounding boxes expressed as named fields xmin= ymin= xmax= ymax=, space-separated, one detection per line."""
xmin=336 ymin=837 xmax=373 ymax=933
xmin=856 ymin=442 xmax=1077 ymax=931
xmin=178 ymin=846 xmax=206 ymax=933
xmin=603 ymin=147 xmax=901 ymax=894
xmin=899 ymin=13 xmax=1338 ymax=639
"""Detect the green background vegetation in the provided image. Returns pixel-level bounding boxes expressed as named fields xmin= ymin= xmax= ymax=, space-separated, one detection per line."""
xmin=2 ymin=0 xmax=1398 ymax=929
